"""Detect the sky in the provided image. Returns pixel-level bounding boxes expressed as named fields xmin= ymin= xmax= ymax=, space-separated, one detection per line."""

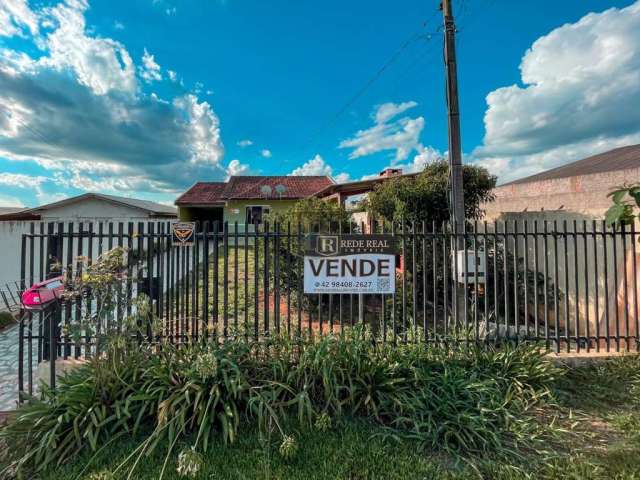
xmin=0 ymin=0 xmax=639 ymax=208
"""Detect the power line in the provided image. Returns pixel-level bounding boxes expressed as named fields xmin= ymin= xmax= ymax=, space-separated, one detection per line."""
xmin=295 ymin=18 xmax=442 ymax=161
xmin=0 ymin=109 xmax=63 ymax=154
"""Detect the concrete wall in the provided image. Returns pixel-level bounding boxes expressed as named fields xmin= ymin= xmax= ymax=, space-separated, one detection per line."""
xmin=0 ymin=221 xmax=33 ymax=298
xmin=479 ymin=167 xmax=640 ymax=347
xmin=483 ymin=167 xmax=640 ymax=221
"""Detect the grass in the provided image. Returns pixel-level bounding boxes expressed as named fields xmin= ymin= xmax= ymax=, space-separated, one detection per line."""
xmin=11 ymin=354 xmax=639 ymax=480
xmin=39 ymin=421 xmax=463 ymax=480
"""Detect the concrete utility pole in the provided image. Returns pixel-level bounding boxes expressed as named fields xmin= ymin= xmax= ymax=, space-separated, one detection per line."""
xmin=441 ymin=0 xmax=465 ymax=245
xmin=441 ymin=0 xmax=466 ymax=328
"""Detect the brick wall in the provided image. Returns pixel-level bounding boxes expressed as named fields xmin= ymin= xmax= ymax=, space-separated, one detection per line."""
xmin=482 ymin=167 xmax=640 ymax=220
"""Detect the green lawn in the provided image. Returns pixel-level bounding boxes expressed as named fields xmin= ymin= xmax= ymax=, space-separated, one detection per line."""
xmin=37 ymin=356 xmax=640 ymax=480
xmin=201 ymin=246 xmax=298 ymax=335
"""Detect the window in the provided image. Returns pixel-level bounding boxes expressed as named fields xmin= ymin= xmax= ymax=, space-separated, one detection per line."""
xmin=245 ymin=205 xmax=270 ymax=225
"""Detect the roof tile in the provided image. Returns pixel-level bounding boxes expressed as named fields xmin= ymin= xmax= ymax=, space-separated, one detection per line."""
xmin=176 ymin=176 xmax=333 ymax=205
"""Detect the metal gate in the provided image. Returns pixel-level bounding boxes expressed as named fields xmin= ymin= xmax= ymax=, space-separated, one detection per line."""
xmin=15 ymin=219 xmax=640 ymax=399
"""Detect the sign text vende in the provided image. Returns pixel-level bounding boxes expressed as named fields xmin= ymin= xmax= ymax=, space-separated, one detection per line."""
xmin=304 ymin=253 xmax=395 ymax=294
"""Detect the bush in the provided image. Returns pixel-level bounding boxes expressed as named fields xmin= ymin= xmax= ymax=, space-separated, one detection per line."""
xmin=0 ymin=332 xmax=563 ymax=478
xmin=0 ymin=311 xmax=15 ymax=330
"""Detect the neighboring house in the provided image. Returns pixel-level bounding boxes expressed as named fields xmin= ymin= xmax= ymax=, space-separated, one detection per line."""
xmin=483 ymin=144 xmax=640 ymax=221
xmin=175 ymin=176 xmax=334 ymax=226
xmin=2 ymin=193 xmax=178 ymax=222
xmin=0 ymin=193 xmax=177 ymax=292
xmin=315 ymin=168 xmax=418 ymax=230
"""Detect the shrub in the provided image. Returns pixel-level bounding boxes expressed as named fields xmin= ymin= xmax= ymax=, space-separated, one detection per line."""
xmin=0 ymin=311 xmax=15 ymax=330
xmin=0 ymin=332 xmax=562 ymax=478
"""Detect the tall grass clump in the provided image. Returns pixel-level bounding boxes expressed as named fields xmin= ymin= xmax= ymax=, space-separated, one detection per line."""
xmin=1 ymin=332 xmax=563 ymax=478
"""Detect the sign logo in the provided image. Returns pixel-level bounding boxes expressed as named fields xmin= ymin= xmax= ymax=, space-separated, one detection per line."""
xmin=316 ymin=235 xmax=338 ymax=256
xmin=172 ymin=222 xmax=195 ymax=246
xmin=306 ymin=234 xmax=397 ymax=256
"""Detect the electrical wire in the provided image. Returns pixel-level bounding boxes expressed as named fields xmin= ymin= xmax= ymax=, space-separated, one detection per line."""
xmin=294 ymin=11 xmax=444 ymax=161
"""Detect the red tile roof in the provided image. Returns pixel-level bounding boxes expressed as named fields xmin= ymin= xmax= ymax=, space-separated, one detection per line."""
xmin=175 ymin=182 xmax=227 ymax=205
xmin=176 ymin=176 xmax=334 ymax=205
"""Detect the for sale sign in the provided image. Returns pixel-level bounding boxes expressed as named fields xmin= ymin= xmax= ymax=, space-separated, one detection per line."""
xmin=303 ymin=234 xmax=396 ymax=294
xmin=304 ymin=254 xmax=395 ymax=294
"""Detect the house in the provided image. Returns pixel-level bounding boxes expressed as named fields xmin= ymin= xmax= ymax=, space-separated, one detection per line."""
xmin=0 ymin=193 xmax=177 ymax=222
xmin=315 ymin=168 xmax=419 ymax=230
xmin=483 ymin=144 xmax=640 ymax=221
xmin=175 ymin=176 xmax=334 ymax=226
xmin=0 ymin=193 xmax=177 ymax=291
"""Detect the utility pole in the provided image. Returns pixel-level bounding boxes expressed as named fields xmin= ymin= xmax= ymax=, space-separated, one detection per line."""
xmin=441 ymin=0 xmax=465 ymax=245
xmin=441 ymin=0 xmax=466 ymax=329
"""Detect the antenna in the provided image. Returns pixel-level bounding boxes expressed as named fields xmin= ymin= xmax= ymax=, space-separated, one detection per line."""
xmin=275 ymin=184 xmax=287 ymax=199
xmin=260 ymin=185 xmax=273 ymax=198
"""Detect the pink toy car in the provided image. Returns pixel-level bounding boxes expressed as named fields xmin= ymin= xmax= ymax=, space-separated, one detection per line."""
xmin=21 ymin=276 xmax=64 ymax=310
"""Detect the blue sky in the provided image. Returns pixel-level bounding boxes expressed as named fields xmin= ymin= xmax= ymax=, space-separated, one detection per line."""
xmin=0 ymin=0 xmax=639 ymax=207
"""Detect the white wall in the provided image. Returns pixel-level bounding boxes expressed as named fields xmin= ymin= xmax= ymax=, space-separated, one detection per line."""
xmin=0 ymin=221 xmax=33 ymax=297
xmin=0 ymin=198 xmax=176 ymax=301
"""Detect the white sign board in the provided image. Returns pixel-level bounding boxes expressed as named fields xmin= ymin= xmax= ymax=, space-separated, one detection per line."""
xmin=304 ymin=254 xmax=395 ymax=294
xmin=453 ymin=250 xmax=486 ymax=284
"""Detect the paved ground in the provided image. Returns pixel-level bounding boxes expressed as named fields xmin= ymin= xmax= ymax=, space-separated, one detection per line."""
xmin=0 ymin=324 xmax=20 ymax=411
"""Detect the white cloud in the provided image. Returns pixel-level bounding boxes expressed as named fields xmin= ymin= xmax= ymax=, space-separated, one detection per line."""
xmin=261 ymin=149 xmax=272 ymax=158
xmin=42 ymin=0 xmax=137 ymax=95
xmin=167 ymin=69 xmax=177 ymax=82
xmin=0 ymin=96 xmax=32 ymax=137
xmin=339 ymin=101 xmax=424 ymax=161
xmin=140 ymin=48 xmax=162 ymax=83
xmin=472 ymin=1 xmax=640 ymax=183
xmin=290 ymin=154 xmax=350 ymax=183
xmin=0 ymin=1 xmax=228 ymax=197
xmin=0 ymin=172 xmax=47 ymax=188
xmin=173 ymin=94 xmax=224 ymax=166
xmin=374 ymin=101 xmax=418 ymax=124
xmin=0 ymin=0 xmax=39 ymax=37
xmin=227 ymin=159 xmax=250 ymax=176
xmin=395 ymin=145 xmax=443 ymax=173
xmin=237 ymin=139 xmax=253 ymax=148
xmin=113 ymin=20 xmax=124 ymax=30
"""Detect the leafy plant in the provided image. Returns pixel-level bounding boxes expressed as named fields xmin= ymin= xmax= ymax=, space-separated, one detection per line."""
xmin=605 ymin=183 xmax=640 ymax=227
xmin=365 ymin=160 xmax=496 ymax=225
xmin=1 ymin=331 xmax=563 ymax=478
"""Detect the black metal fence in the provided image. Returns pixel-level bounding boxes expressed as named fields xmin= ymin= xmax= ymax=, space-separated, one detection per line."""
xmin=16 ymin=219 xmax=640 ymax=396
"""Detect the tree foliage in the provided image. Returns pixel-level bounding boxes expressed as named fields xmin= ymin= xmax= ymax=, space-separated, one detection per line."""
xmin=365 ymin=161 xmax=497 ymax=225
xmin=266 ymin=197 xmax=352 ymax=232
xmin=605 ymin=183 xmax=640 ymax=226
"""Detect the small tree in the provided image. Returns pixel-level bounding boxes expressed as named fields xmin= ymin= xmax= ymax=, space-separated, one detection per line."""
xmin=365 ymin=160 xmax=497 ymax=225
